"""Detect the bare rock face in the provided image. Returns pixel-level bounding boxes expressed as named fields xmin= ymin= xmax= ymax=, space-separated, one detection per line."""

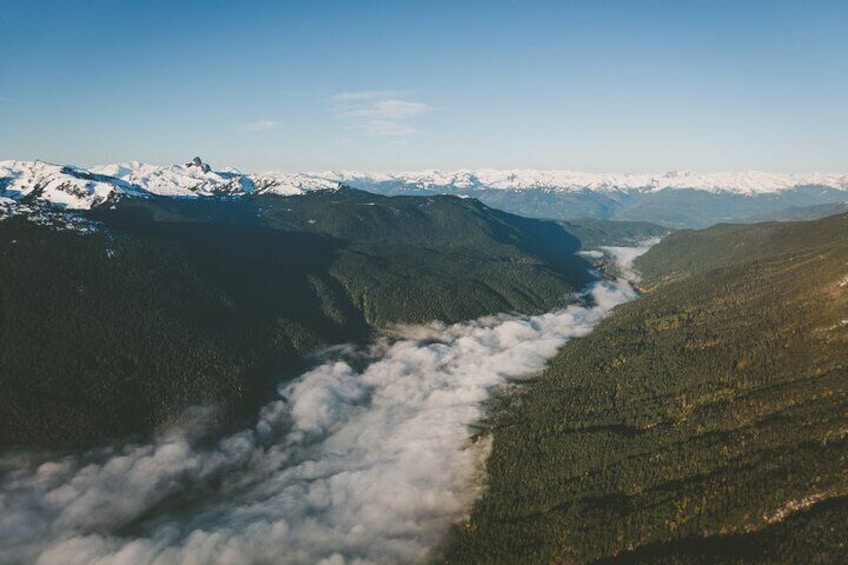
xmin=186 ymin=156 xmax=212 ymax=174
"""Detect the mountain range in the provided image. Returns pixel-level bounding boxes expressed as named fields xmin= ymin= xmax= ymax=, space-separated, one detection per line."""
xmin=3 ymin=159 xmax=847 ymax=227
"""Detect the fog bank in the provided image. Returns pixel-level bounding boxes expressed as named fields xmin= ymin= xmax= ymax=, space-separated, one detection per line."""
xmin=1 ymin=248 xmax=650 ymax=564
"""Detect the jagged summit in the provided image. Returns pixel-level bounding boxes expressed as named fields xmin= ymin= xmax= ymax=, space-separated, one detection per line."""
xmin=185 ymin=156 xmax=212 ymax=174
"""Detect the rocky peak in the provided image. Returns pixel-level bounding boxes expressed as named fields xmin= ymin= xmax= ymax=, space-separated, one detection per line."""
xmin=186 ymin=156 xmax=212 ymax=174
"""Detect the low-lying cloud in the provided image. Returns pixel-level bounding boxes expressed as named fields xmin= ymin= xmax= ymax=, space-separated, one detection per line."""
xmin=1 ymin=248 xmax=650 ymax=564
xmin=601 ymin=237 xmax=662 ymax=281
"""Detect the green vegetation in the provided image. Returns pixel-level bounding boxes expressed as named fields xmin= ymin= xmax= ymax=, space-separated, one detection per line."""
xmin=444 ymin=213 xmax=848 ymax=563
xmin=744 ymin=201 xmax=848 ymax=223
xmin=558 ymin=218 xmax=668 ymax=248
xmin=636 ymin=214 xmax=848 ymax=282
xmin=608 ymin=188 xmax=847 ymax=228
xmin=0 ymin=189 xmax=596 ymax=448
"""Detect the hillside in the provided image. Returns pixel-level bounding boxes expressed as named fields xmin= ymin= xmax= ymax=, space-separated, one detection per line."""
xmin=445 ymin=213 xmax=848 ymax=563
xmin=635 ymin=213 xmax=848 ymax=283
xmin=0 ymin=189 xmax=598 ymax=448
xmin=744 ymin=201 xmax=848 ymax=223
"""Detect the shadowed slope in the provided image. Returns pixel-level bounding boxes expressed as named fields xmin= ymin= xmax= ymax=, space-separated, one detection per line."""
xmin=0 ymin=189 xmax=595 ymax=448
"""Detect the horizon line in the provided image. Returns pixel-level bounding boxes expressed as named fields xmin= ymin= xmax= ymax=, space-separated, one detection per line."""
xmin=2 ymin=158 xmax=846 ymax=178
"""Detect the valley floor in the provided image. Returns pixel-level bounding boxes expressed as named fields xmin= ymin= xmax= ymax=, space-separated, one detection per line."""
xmin=0 ymin=277 xmax=641 ymax=564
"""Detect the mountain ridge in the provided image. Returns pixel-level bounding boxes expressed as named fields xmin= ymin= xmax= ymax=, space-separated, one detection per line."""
xmin=0 ymin=158 xmax=343 ymax=211
xmin=3 ymin=159 xmax=847 ymax=206
xmin=322 ymin=168 xmax=848 ymax=195
xmin=5 ymin=158 xmax=848 ymax=228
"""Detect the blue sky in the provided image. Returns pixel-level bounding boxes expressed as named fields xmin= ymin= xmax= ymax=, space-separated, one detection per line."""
xmin=1 ymin=0 xmax=846 ymax=172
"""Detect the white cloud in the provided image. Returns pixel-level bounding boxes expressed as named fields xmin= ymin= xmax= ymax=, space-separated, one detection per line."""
xmin=333 ymin=90 xmax=401 ymax=101
xmin=600 ymin=237 xmax=663 ymax=282
xmin=240 ymin=120 xmax=281 ymax=132
xmin=337 ymin=100 xmax=431 ymax=121
xmin=333 ymin=91 xmax=433 ymax=137
xmin=0 ymin=246 xmax=654 ymax=565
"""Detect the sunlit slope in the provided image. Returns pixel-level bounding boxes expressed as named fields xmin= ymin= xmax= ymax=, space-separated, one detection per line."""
xmin=446 ymin=213 xmax=848 ymax=563
xmin=0 ymin=189 xmax=594 ymax=448
xmin=636 ymin=212 xmax=848 ymax=283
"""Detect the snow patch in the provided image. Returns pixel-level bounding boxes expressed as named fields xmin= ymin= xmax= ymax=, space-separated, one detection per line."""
xmin=600 ymin=237 xmax=662 ymax=282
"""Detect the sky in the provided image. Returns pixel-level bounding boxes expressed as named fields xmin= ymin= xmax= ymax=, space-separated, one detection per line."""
xmin=1 ymin=0 xmax=846 ymax=172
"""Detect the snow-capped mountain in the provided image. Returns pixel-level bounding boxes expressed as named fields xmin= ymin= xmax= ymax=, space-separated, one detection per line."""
xmin=2 ymin=158 xmax=847 ymax=227
xmin=0 ymin=160 xmax=146 ymax=210
xmin=319 ymin=169 xmax=848 ymax=195
xmin=249 ymin=170 xmax=341 ymax=196
xmin=93 ymin=157 xmax=342 ymax=198
xmin=313 ymin=169 xmax=848 ymax=227
xmin=91 ymin=158 xmax=253 ymax=197
xmin=0 ymin=158 xmax=342 ymax=212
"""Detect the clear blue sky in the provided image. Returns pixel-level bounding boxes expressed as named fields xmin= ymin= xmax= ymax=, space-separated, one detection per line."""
xmin=1 ymin=0 xmax=846 ymax=172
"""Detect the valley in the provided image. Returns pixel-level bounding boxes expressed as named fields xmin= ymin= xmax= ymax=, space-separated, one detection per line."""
xmin=0 ymin=187 xmax=609 ymax=448
xmin=1 ymin=160 xmax=846 ymax=564
xmin=5 ymin=2 xmax=847 ymax=563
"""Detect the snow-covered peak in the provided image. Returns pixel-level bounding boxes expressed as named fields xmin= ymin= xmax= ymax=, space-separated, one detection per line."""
xmin=251 ymin=171 xmax=341 ymax=196
xmin=0 ymin=159 xmax=345 ymax=214
xmin=3 ymin=159 xmax=847 ymax=218
xmin=90 ymin=160 xmax=341 ymax=198
xmin=0 ymin=160 xmax=141 ymax=209
xmin=91 ymin=159 xmax=252 ymax=197
xmin=319 ymin=169 xmax=848 ymax=195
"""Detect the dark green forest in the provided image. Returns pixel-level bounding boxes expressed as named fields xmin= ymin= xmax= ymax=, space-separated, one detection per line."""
xmin=2 ymin=189 xmax=651 ymax=448
xmin=445 ymin=213 xmax=848 ymax=563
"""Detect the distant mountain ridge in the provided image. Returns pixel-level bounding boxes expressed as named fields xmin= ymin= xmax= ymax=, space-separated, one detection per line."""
xmin=3 ymin=158 xmax=847 ymax=227
xmin=329 ymin=169 xmax=848 ymax=227
xmin=326 ymin=168 xmax=848 ymax=195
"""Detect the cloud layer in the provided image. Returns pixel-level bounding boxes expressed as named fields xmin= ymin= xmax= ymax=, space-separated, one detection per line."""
xmin=1 ymin=248 xmax=650 ymax=564
xmin=601 ymin=238 xmax=662 ymax=281
xmin=240 ymin=120 xmax=281 ymax=132
xmin=333 ymin=91 xmax=433 ymax=137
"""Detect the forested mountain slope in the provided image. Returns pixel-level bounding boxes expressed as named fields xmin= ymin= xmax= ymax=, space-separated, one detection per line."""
xmin=446 ymin=213 xmax=848 ymax=563
xmin=0 ymin=189 xmax=597 ymax=448
xmin=636 ymin=212 xmax=848 ymax=282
